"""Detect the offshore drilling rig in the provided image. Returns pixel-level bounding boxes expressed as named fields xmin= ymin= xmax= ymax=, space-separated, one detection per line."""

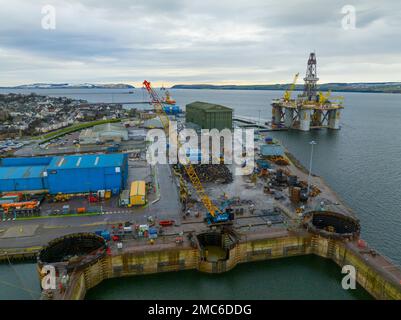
xmin=271 ymin=53 xmax=344 ymax=131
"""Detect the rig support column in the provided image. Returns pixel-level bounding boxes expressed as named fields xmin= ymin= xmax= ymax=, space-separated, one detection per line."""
xmin=272 ymin=105 xmax=282 ymax=125
xmin=299 ymin=109 xmax=311 ymax=131
xmin=328 ymin=110 xmax=341 ymax=129
xmin=284 ymin=108 xmax=294 ymax=128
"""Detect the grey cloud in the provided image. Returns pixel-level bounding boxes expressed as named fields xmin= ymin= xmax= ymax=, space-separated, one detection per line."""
xmin=0 ymin=0 xmax=400 ymax=85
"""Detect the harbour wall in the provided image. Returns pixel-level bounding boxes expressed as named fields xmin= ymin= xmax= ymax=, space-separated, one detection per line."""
xmin=0 ymin=247 xmax=41 ymax=262
xmin=59 ymin=232 xmax=401 ymax=300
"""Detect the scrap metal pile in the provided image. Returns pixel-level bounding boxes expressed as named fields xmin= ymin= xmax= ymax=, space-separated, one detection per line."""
xmin=297 ymin=180 xmax=321 ymax=197
xmin=175 ymin=164 xmax=233 ymax=184
xmin=267 ymin=156 xmax=289 ymax=166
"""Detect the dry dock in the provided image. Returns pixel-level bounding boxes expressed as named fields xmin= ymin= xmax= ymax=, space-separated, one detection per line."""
xmin=36 ymin=220 xmax=401 ymax=300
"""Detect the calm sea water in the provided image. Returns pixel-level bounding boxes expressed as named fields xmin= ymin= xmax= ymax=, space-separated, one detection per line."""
xmin=85 ymin=256 xmax=372 ymax=300
xmin=1 ymin=87 xmax=400 ymax=299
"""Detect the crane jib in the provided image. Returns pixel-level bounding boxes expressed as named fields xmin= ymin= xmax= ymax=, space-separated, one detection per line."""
xmin=142 ymin=80 xmax=221 ymax=217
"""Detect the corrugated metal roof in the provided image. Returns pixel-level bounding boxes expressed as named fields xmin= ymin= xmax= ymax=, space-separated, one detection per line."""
xmin=0 ymin=157 xmax=52 ymax=167
xmin=79 ymin=123 xmax=128 ymax=140
xmin=186 ymin=101 xmax=233 ymax=112
xmin=47 ymin=153 xmax=125 ymax=170
xmin=0 ymin=165 xmax=47 ymax=180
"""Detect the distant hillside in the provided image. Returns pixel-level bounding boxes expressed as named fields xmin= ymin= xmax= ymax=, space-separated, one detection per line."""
xmin=1 ymin=83 xmax=135 ymax=89
xmin=172 ymin=82 xmax=401 ymax=93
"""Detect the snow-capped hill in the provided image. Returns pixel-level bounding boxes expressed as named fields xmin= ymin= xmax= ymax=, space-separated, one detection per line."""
xmin=10 ymin=83 xmax=135 ymax=89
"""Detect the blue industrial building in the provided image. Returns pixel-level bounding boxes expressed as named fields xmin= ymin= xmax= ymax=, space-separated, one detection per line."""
xmin=0 ymin=154 xmax=128 ymax=194
xmin=0 ymin=156 xmax=51 ymax=192
xmin=46 ymin=154 xmax=128 ymax=194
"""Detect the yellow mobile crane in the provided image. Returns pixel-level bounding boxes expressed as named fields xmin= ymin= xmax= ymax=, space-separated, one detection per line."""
xmin=283 ymin=73 xmax=299 ymax=102
xmin=142 ymin=81 xmax=233 ymax=224
xmin=318 ymin=90 xmax=344 ymax=106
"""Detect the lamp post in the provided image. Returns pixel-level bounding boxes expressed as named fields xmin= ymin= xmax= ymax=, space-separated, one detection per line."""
xmin=307 ymin=140 xmax=317 ymax=196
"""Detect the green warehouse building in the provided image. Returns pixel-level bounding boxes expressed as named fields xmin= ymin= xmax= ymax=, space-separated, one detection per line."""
xmin=185 ymin=101 xmax=233 ymax=130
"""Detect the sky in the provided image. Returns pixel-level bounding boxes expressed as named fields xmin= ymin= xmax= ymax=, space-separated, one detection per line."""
xmin=0 ymin=0 xmax=400 ymax=87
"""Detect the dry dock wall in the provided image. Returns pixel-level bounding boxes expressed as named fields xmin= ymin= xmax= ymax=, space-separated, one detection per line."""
xmin=111 ymin=247 xmax=200 ymax=276
xmin=197 ymin=233 xmax=312 ymax=274
xmin=62 ymin=255 xmax=111 ymax=300
xmin=108 ymin=234 xmax=309 ymax=277
xmin=56 ymin=233 xmax=401 ymax=300
xmin=312 ymin=235 xmax=401 ymax=300
xmin=61 ymin=233 xmax=313 ymax=299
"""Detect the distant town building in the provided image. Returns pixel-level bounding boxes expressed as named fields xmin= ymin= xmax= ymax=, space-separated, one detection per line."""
xmin=138 ymin=111 xmax=157 ymax=120
xmin=142 ymin=118 xmax=163 ymax=129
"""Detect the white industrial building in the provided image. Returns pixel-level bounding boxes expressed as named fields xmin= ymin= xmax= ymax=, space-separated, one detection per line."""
xmin=79 ymin=122 xmax=129 ymax=144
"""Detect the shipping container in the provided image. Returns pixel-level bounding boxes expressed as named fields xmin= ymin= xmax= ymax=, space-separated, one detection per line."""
xmin=129 ymin=181 xmax=146 ymax=206
xmin=100 ymin=230 xmax=111 ymax=241
xmin=163 ymin=105 xmax=182 ymax=115
xmin=260 ymin=144 xmax=284 ymax=157
xmin=256 ymin=159 xmax=271 ymax=169
xmin=104 ymin=190 xmax=111 ymax=199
